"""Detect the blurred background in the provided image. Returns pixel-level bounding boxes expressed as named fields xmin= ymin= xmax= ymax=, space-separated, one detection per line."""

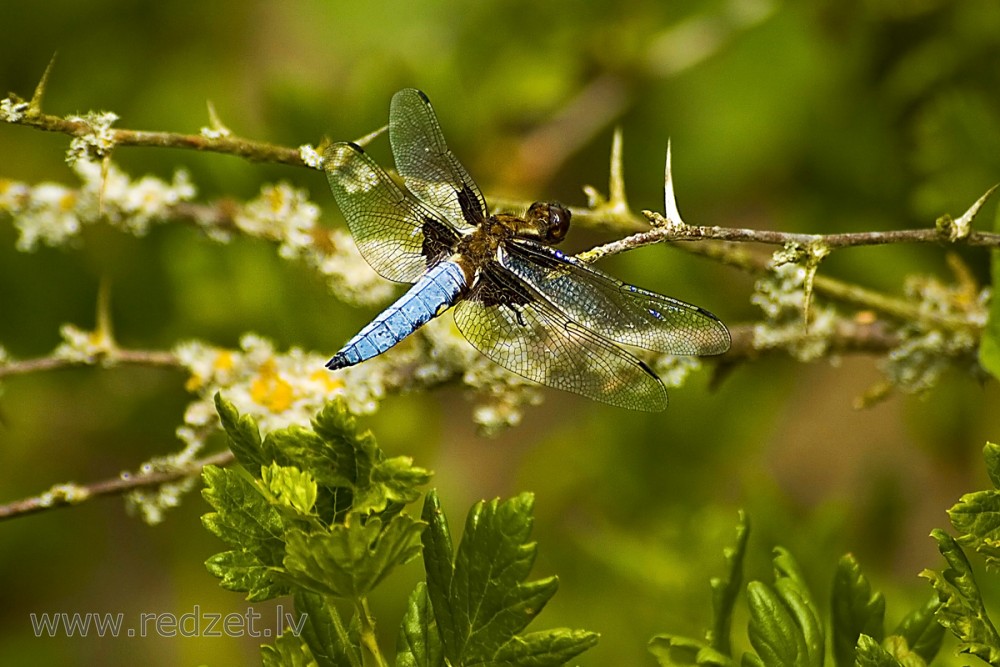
xmin=2 ymin=1 xmax=1000 ymax=664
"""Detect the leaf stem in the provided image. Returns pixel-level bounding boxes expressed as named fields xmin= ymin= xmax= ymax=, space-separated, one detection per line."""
xmin=356 ymin=597 xmax=389 ymax=667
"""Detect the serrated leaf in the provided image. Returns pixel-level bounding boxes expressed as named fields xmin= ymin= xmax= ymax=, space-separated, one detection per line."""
xmin=295 ymin=590 xmax=362 ymax=667
xmin=746 ymin=580 xmax=809 ymax=667
xmin=978 ymin=204 xmax=1000 ymax=379
xmin=215 ymin=393 xmax=267 ymax=474
xmin=397 ymin=583 xmax=444 ymax=667
xmin=454 ymin=494 xmax=555 ymax=661
xmin=921 ymin=528 xmax=1000 ymax=664
xmin=204 ymin=550 xmax=287 ymax=601
xmin=262 ymin=462 xmax=318 ymax=516
xmin=892 ymin=595 xmax=943 ymax=664
xmin=985 ymin=443 xmax=1000 ymax=490
xmin=854 ymin=634 xmax=903 ymax=667
xmin=831 ymin=554 xmax=886 ymax=667
xmin=266 ymin=399 xmax=431 ymax=516
xmin=649 ymin=635 xmax=733 ymax=666
xmin=201 ymin=465 xmax=287 ymax=600
xmin=368 ymin=454 xmax=434 ymax=508
xmin=421 ymin=490 xmax=457 ymax=659
xmin=882 ymin=635 xmax=930 ymax=667
xmin=421 ymin=492 xmax=596 ymax=666
xmin=261 ymin=628 xmax=316 ymax=667
xmin=490 ymin=628 xmax=600 ymax=666
xmin=283 ymin=514 xmax=424 ymax=599
xmin=772 ymin=548 xmax=824 ymax=667
xmin=709 ymin=511 xmax=750 ymax=657
xmin=949 ymin=489 xmax=1000 ymax=567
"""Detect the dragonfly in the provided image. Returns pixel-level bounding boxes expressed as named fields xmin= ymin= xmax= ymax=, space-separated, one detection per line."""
xmin=323 ymin=88 xmax=730 ymax=411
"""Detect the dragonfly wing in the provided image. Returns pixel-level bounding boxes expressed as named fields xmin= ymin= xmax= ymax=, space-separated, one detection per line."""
xmin=453 ymin=263 xmax=668 ymax=411
xmin=324 ymin=141 xmax=460 ymax=283
xmin=389 ymin=88 xmax=488 ymax=228
xmin=502 ymin=240 xmax=731 ymax=355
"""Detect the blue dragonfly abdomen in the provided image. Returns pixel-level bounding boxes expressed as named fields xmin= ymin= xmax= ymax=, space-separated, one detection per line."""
xmin=326 ymin=260 xmax=468 ymax=370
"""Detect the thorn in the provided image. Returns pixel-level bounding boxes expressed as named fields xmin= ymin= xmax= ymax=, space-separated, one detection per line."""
xmin=28 ymin=53 xmax=58 ymax=118
xmin=937 ymin=184 xmax=999 ymax=242
xmin=204 ymin=100 xmax=233 ymax=137
xmin=93 ymin=277 xmax=117 ymax=358
xmin=663 ymin=139 xmax=683 ymax=225
xmin=608 ymin=126 xmax=627 ymax=210
xmin=96 ymin=277 xmax=113 ymax=340
xmin=353 ymin=123 xmax=388 ymax=148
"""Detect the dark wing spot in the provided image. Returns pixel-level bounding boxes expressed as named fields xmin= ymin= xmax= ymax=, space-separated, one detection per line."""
xmin=421 ymin=217 xmax=460 ymax=267
xmin=457 ymin=184 xmax=486 ymax=225
xmin=474 ymin=262 xmax=532 ymax=310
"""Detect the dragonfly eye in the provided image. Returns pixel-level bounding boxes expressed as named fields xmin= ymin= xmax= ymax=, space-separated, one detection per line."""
xmin=527 ymin=201 xmax=571 ymax=244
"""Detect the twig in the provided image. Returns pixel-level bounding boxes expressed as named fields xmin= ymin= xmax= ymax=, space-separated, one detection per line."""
xmin=0 ymin=349 xmax=179 ymax=379
xmin=8 ymin=107 xmax=310 ymax=167
xmin=0 ymin=450 xmax=234 ymax=521
xmin=579 ymin=220 xmax=1000 ymax=264
xmin=4 ymin=93 xmax=991 ymax=336
xmin=723 ymin=321 xmax=899 ymax=358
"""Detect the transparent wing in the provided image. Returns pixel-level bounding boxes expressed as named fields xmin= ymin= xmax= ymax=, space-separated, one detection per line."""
xmin=502 ymin=240 xmax=731 ymax=355
xmin=453 ymin=264 xmax=668 ymax=411
xmin=389 ymin=88 xmax=487 ymax=228
xmin=324 ymin=142 xmax=459 ymax=283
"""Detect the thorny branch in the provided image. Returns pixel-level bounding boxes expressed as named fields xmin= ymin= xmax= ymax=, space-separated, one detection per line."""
xmin=0 ymin=451 xmax=234 ymax=521
xmin=1 ymin=75 xmax=996 ymax=521
xmin=4 ymin=90 xmax=998 ymax=252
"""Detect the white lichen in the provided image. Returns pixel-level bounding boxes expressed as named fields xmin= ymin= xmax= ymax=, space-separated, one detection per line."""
xmin=65 ymin=111 xmax=119 ymax=164
xmin=299 ymin=144 xmax=323 ymax=169
xmin=0 ymin=97 xmax=29 ymax=122
xmin=750 ymin=257 xmax=837 ymax=362
xmin=53 ymin=323 xmax=112 ymax=363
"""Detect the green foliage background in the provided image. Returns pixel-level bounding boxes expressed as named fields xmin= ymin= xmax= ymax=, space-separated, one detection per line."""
xmin=2 ymin=1 xmax=1000 ymax=665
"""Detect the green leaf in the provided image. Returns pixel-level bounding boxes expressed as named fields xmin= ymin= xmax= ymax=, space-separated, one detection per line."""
xmin=396 ymin=583 xmax=444 ymax=667
xmin=708 ymin=511 xmax=750 ymax=657
xmin=201 ymin=465 xmax=287 ymax=600
xmin=215 ymin=393 xmax=267 ymax=474
xmin=490 ymin=629 xmax=600 ymax=666
xmin=453 ymin=494 xmax=554 ymax=659
xmin=831 ymin=554 xmax=885 ymax=667
xmin=269 ymin=400 xmax=432 ymax=516
xmin=261 ymin=629 xmax=316 ymax=667
xmin=421 ymin=491 xmax=457 ymax=659
xmin=772 ymin=548 xmax=824 ymax=667
xmin=295 ymin=590 xmax=362 ymax=667
xmin=649 ymin=635 xmax=733 ymax=666
xmin=949 ymin=489 xmax=1000 ymax=567
xmin=921 ymin=528 xmax=1000 ymax=664
xmin=262 ymin=462 xmax=318 ymax=516
xmin=283 ymin=513 xmax=424 ymax=599
xmin=746 ymin=580 xmax=808 ymax=667
xmin=978 ymin=203 xmax=1000 ymax=380
xmin=985 ymin=442 xmax=1000 ymax=490
xmin=204 ymin=550 xmax=287 ymax=602
xmin=854 ymin=634 xmax=903 ymax=667
xmin=882 ymin=635 xmax=930 ymax=667
xmin=420 ymin=492 xmax=597 ymax=666
xmin=892 ymin=596 xmax=943 ymax=664
xmin=744 ymin=549 xmax=822 ymax=667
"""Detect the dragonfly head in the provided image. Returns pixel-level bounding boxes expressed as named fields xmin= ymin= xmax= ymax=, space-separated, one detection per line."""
xmin=525 ymin=201 xmax=571 ymax=245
